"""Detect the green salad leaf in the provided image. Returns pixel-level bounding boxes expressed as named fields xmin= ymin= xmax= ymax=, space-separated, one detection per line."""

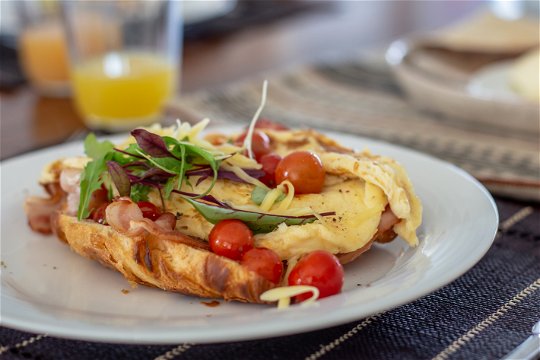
xmin=77 ymin=155 xmax=112 ymax=220
xmin=130 ymin=183 xmax=151 ymax=202
xmin=84 ymin=133 xmax=114 ymax=160
xmin=183 ymin=197 xmax=334 ymax=234
xmin=251 ymin=186 xmax=286 ymax=205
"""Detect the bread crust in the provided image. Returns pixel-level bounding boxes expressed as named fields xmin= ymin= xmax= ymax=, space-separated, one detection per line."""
xmin=56 ymin=214 xmax=275 ymax=303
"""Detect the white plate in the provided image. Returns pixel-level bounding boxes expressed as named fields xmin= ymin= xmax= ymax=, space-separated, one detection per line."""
xmin=183 ymin=0 xmax=236 ymax=25
xmin=0 ymin=127 xmax=498 ymax=344
xmin=467 ymin=61 xmax=523 ymax=101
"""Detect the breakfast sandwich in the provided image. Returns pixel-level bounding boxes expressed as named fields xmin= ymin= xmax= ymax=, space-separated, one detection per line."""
xmin=24 ymin=92 xmax=422 ymax=304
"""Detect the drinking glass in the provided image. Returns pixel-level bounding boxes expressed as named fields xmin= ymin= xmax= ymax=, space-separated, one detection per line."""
xmin=61 ymin=0 xmax=182 ymax=131
xmin=17 ymin=0 xmax=70 ymax=97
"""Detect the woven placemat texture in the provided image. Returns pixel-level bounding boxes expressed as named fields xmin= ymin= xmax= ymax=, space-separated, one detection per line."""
xmin=168 ymin=60 xmax=540 ymax=201
xmin=1 ymin=198 xmax=539 ymax=359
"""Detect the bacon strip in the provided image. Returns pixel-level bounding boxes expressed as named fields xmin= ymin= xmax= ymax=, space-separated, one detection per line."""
xmin=59 ymin=168 xmax=82 ymax=216
xmin=105 ymin=197 xmax=144 ymax=232
xmin=129 ymin=219 xmax=210 ymax=251
xmin=24 ymin=183 xmax=66 ymax=234
xmin=106 ymin=198 xmax=209 ymax=250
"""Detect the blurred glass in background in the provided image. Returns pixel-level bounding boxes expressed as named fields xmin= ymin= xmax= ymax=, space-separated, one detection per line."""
xmin=17 ymin=0 xmax=69 ymax=97
xmin=62 ymin=0 xmax=182 ymax=131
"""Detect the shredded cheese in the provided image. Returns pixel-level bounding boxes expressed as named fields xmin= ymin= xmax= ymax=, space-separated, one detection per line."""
xmin=243 ymin=80 xmax=268 ymax=159
xmin=188 ymin=118 xmax=210 ymax=139
xmin=276 ymin=181 xmax=294 ymax=212
xmin=226 ymin=153 xmax=262 ymax=169
xmin=260 ymin=188 xmax=285 ymax=212
xmin=217 ymin=143 xmax=243 ymax=154
xmin=282 ymin=256 xmax=299 ymax=287
xmin=257 ymin=180 xmax=311 ymax=215
xmin=221 ymin=163 xmax=268 ymax=189
xmin=172 ymin=118 xmax=220 ymax=152
xmin=260 ymin=285 xmax=320 ymax=309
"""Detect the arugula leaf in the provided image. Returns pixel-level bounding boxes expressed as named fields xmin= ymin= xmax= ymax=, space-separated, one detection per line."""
xmin=84 ymin=133 xmax=114 ymax=160
xmin=163 ymin=175 xmax=177 ymax=199
xmin=78 ymin=134 xmax=115 ymax=220
xmin=180 ymin=142 xmax=220 ymax=195
xmin=112 ymin=144 xmax=144 ymax=164
xmin=251 ymin=186 xmax=285 ymax=205
xmin=165 ymin=137 xmax=220 ymax=197
xmin=77 ymin=156 xmax=110 ymax=220
xmin=130 ymin=184 xmax=151 ymax=202
xmin=176 ymin=143 xmax=187 ymax=191
xmin=183 ymin=197 xmax=334 ymax=234
xmin=135 ymin=149 xmax=183 ymax=174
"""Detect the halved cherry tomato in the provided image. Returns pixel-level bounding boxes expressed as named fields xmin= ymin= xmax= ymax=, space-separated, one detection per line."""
xmin=235 ymin=130 xmax=271 ymax=161
xmin=254 ymin=118 xmax=289 ymax=131
xmin=275 ymin=151 xmax=325 ymax=194
xmin=259 ymin=153 xmax=282 ymax=187
xmin=137 ymin=201 xmax=161 ymax=221
xmin=241 ymin=247 xmax=283 ymax=284
xmin=288 ymin=250 xmax=344 ymax=302
xmin=92 ymin=202 xmax=111 ymax=224
xmin=209 ymin=219 xmax=254 ymax=260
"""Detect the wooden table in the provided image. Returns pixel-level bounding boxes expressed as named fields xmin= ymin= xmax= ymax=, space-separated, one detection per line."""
xmin=0 ymin=1 xmax=482 ymax=160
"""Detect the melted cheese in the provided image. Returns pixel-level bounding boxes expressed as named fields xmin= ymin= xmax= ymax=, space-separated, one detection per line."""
xmin=320 ymin=152 xmax=422 ymax=246
xmin=255 ymin=180 xmax=386 ymax=259
xmin=225 ymin=153 xmax=261 ymax=170
xmin=220 ymin=162 xmax=268 ymax=189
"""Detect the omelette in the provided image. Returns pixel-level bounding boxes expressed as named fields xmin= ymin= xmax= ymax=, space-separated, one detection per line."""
xmin=25 ymin=119 xmax=422 ymax=303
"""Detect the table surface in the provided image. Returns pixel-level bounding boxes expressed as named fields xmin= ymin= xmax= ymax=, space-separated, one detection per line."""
xmin=0 ymin=1 xmax=482 ymax=160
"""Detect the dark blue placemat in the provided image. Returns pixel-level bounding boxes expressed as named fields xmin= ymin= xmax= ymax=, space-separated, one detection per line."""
xmin=2 ymin=197 xmax=539 ymax=360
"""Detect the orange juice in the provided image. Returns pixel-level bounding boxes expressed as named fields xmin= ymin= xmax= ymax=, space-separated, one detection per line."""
xmin=72 ymin=52 xmax=176 ymax=129
xmin=19 ymin=20 xmax=70 ymax=95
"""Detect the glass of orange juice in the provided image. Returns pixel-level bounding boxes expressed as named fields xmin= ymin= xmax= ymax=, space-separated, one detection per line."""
xmin=17 ymin=0 xmax=70 ymax=97
xmin=61 ymin=0 xmax=182 ymax=131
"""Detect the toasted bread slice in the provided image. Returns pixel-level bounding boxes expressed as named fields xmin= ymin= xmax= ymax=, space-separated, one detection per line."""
xmin=55 ymin=214 xmax=275 ymax=303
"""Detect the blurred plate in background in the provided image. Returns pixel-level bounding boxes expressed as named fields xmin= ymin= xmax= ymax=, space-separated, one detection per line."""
xmin=386 ymin=37 xmax=539 ymax=135
xmin=183 ymin=0 xmax=237 ymax=25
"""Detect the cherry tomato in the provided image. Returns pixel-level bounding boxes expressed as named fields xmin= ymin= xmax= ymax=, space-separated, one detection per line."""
xmin=254 ymin=118 xmax=289 ymax=131
xmin=91 ymin=202 xmax=110 ymax=224
xmin=259 ymin=153 xmax=282 ymax=187
xmin=235 ymin=130 xmax=271 ymax=161
xmin=209 ymin=219 xmax=254 ymax=260
xmin=288 ymin=250 xmax=344 ymax=302
xmin=275 ymin=151 xmax=325 ymax=194
xmin=137 ymin=201 xmax=161 ymax=221
xmin=241 ymin=247 xmax=283 ymax=284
